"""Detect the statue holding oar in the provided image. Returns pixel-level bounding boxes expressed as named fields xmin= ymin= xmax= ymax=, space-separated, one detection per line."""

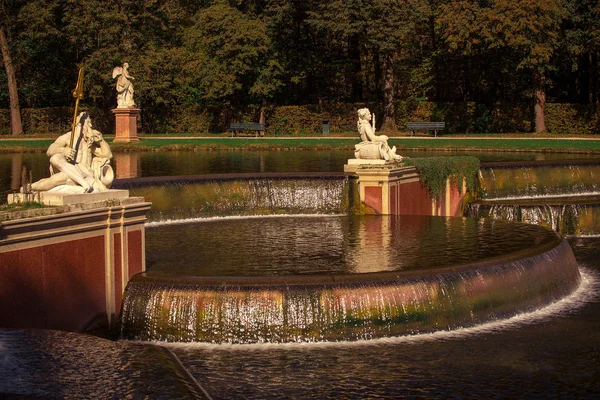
xmin=28 ymin=68 xmax=114 ymax=194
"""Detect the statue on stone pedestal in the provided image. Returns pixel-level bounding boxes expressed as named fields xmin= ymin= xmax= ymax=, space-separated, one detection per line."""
xmin=354 ymin=108 xmax=402 ymax=161
xmin=112 ymin=62 xmax=135 ymax=108
xmin=28 ymin=112 xmax=114 ymax=194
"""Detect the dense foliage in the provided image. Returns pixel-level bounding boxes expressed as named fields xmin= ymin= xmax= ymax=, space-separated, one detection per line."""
xmin=0 ymin=0 xmax=598 ymax=134
xmin=403 ymin=156 xmax=480 ymax=200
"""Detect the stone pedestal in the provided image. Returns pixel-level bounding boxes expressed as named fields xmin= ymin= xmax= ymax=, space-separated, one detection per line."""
xmin=0 ymin=197 xmax=151 ymax=332
xmin=344 ymin=160 xmax=467 ymax=216
xmin=9 ymin=189 xmax=129 ymax=206
xmin=112 ymin=107 xmax=140 ymax=143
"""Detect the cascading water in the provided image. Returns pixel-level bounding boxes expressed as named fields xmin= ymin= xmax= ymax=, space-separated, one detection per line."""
xmin=119 ymin=216 xmax=581 ymax=344
xmin=113 ymin=174 xmax=349 ymax=221
xmin=478 ymin=161 xmax=600 ymax=200
xmin=116 ymin=161 xmax=590 ymax=345
xmin=465 ymin=202 xmax=600 ymax=236
xmin=467 ymin=161 xmax=600 ymax=235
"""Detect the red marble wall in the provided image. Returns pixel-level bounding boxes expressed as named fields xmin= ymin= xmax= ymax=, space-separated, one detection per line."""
xmin=447 ymin=182 xmax=465 ymax=216
xmin=364 ymin=186 xmax=383 ymax=214
xmin=360 ymin=179 xmax=465 ymax=216
xmin=128 ymin=230 xmax=143 ymax=276
xmin=0 ymin=236 xmax=106 ymax=331
xmin=397 ymin=181 xmax=434 ymax=215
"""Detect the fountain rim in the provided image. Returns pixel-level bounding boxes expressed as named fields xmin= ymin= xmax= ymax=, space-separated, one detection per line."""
xmin=113 ymin=172 xmax=347 ymax=188
xmin=133 ymin=233 xmax=566 ymax=288
xmin=480 ymin=158 xmax=600 ymax=169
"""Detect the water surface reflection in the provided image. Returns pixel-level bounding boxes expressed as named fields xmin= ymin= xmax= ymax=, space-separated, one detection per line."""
xmin=1 ymin=149 xmax=595 ymax=197
xmin=145 ymin=215 xmax=559 ymax=276
xmin=167 ymin=237 xmax=600 ymax=399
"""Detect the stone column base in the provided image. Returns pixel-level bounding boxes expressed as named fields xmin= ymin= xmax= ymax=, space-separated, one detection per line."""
xmin=0 ymin=197 xmax=151 ymax=332
xmin=112 ymin=107 xmax=140 ymax=143
xmin=344 ymin=160 xmax=467 ymax=216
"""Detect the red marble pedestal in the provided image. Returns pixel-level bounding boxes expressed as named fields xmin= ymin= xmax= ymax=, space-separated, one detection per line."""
xmin=112 ymin=107 xmax=140 ymax=143
xmin=344 ymin=163 xmax=467 ymax=216
xmin=0 ymin=198 xmax=151 ymax=331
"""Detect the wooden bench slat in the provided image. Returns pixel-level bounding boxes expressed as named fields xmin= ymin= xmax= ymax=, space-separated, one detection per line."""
xmin=407 ymin=121 xmax=445 ymax=137
xmin=407 ymin=122 xmax=445 ymax=128
xmin=230 ymin=123 xmax=264 ymax=129
xmin=229 ymin=123 xmax=265 ymax=137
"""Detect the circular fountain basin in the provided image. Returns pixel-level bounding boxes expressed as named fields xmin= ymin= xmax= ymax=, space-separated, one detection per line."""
xmin=120 ymin=215 xmax=581 ymax=344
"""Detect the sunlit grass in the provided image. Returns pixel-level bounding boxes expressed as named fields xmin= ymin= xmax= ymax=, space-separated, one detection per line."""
xmin=0 ymin=136 xmax=599 ymax=152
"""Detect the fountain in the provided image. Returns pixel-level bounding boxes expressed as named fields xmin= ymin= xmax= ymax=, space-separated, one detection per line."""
xmin=115 ymin=115 xmax=585 ymax=345
xmin=1 ymin=149 xmax=597 ymax=398
xmin=466 ymin=160 xmax=600 ymax=235
xmin=119 ymin=215 xmax=580 ymax=343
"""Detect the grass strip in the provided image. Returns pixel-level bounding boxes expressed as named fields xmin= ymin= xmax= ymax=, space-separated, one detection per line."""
xmin=0 ymin=137 xmax=599 ymax=153
xmin=392 ymin=138 xmax=600 ymax=152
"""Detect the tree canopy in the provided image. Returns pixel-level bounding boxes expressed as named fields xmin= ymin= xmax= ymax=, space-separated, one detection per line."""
xmin=0 ymin=0 xmax=598 ymax=133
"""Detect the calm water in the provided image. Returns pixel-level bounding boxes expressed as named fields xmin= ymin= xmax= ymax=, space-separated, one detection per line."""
xmin=3 ymin=241 xmax=597 ymax=398
xmin=145 ymin=215 xmax=559 ymax=276
xmin=163 ymin=236 xmax=600 ymax=399
xmin=0 ymin=329 xmax=207 ymax=398
xmin=1 ymin=149 xmax=596 ymax=199
xmin=2 ymin=149 xmax=600 ymax=398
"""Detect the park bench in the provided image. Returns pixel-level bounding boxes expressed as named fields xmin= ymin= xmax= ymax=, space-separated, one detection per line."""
xmin=229 ymin=123 xmax=265 ymax=137
xmin=407 ymin=121 xmax=445 ymax=137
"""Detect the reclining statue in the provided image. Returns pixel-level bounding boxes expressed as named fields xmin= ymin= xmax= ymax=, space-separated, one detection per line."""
xmin=354 ymin=108 xmax=402 ymax=161
xmin=28 ymin=112 xmax=114 ymax=194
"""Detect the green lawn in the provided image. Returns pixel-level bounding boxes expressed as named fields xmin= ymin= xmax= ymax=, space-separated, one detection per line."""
xmin=1 ymin=136 xmax=599 ymax=153
xmin=390 ymin=138 xmax=600 ymax=152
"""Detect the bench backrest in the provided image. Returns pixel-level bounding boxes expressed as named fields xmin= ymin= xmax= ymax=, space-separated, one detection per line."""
xmin=230 ymin=123 xmax=264 ymax=130
xmin=407 ymin=122 xmax=445 ymax=130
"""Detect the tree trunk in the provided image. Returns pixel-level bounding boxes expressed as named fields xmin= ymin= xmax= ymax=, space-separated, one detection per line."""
xmin=0 ymin=26 xmax=22 ymax=135
xmin=381 ymin=54 xmax=396 ymax=131
xmin=533 ymin=70 xmax=546 ymax=133
xmin=259 ymin=107 xmax=265 ymax=137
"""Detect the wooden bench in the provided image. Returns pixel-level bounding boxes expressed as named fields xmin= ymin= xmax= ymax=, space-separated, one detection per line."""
xmin=229 ymin=123 xmax=265 ymax=137
xmin=407 ymin=122 xmax=445 ymax=137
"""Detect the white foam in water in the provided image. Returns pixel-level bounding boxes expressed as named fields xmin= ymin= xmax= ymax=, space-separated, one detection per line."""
xmin=141 ymin=266 xmax=598 ymax=352
xmin=480 ymin=192 xmax=600 ymax=202
xmin=145 ymin=213 xmax=344 ymax=228
xmin=566 ymin=233 xmax=600 ymax=238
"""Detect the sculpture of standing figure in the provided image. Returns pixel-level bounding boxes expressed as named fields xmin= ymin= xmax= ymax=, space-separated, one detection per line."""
xmin=28 ymin=112 xmax=114 ymax=194
xmin=354 ymin=108 xmax=402 ymax=161
xmin=112 ymin=63 xmax=135 ymax=108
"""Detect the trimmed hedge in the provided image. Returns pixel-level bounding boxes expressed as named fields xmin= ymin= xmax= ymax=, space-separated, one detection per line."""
xmin=265 ymin=102 xmax=598 ymax=135
xmin=1 ymin=102 xmax=598 ymax=135
xmin=0 ymin=106 xmax=113 ymax=135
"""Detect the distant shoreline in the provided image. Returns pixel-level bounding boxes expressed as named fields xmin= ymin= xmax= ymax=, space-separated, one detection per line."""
xmin=1 ymin=135 xmax=600 ymax=154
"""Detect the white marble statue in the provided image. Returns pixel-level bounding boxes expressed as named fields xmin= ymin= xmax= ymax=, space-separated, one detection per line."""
xmin=28 ymin=112 xmax=114 ymax=194
xmin=354 ymin=108 xmax=402 ymax=161
xmin=112 ymin=62 xmax=135 ymax=108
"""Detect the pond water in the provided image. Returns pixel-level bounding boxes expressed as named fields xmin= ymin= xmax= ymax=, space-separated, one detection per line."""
xmin=145 ymin=215 xmax=559 ymax=276
xmin=2 ymin=149 xmax=600 ymax=398
xmin=1 ymin=149 xmax=596 ymax=200
xmin=163 ymin=236 xmax=600 ymax=399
